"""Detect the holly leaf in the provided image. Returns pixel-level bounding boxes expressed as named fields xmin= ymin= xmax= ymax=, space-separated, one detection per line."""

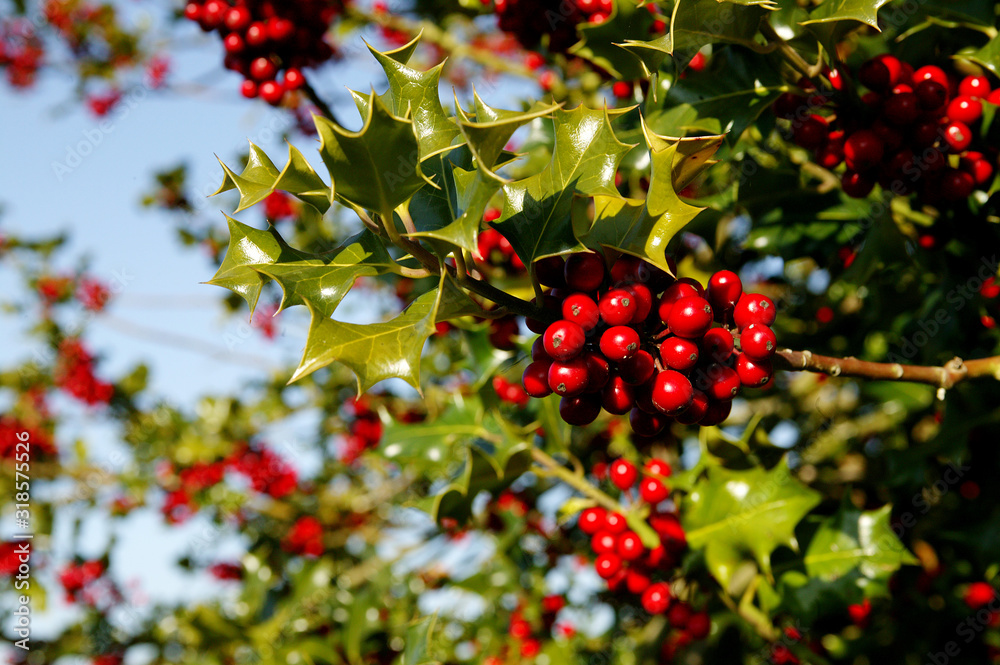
xmin=799 ymin=0 xmax=892 ymax=29
xmin=803 ymin=503 xmax=918 ymax=588
xmin=432 ymin=443 xmax=533 ymax=525
xmin=207 ymin=216 xmax=311 ymax=315
xmin=290 ymin=276 xmax=479 ymax=390
xmin=367 ymin=39 xmax=462 ymax=161
xmin=399 ymin=616 xmax=440 ymax=665
xmin=406 ymin=147 xmax=501 ymax=254
xmin=254 ymin=230 xmax=396 ymax=320
xmin=495 ymin=106 xmax=634 ymax=273
xmin=668 ymin=0 xmax=768 ymax=54
xmin=682 ymin=459 xmax=821 ymax=590
xmin=457 ymin=92 xmax=559 ymax=182
xmin=315 ymin=91 xmax=428 ymax=220
xmin=965 ymin=35 xmax=1000 ymax=79
xmin=640 ymin=120 xmax=725 ymax=191
xmin=575 ymin=125 xmax=708 ymax=274
xmin=213 ymin=143 xmax=281 ymax=212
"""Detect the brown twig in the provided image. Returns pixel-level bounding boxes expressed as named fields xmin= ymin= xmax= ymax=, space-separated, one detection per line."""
xmin=774 ymin=349 xmax=1000 ymax=389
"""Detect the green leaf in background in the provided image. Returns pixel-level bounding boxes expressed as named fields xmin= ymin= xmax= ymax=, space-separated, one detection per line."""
xmin=803 ymin=503 xmax=918 ymax=590
xmin=569 ymin=0 xmax=656 ymax=80
xmin=315 ymin=90 xmax=428 ymax=220
xmin=207 ymin=216 xmax=311 ymax=315
xmin=290 ymin=276 xmax=479 ymax=390
xmin=650 ymin=48 xmax=786 ymax=144
xmin=495 ymin=106 xmax=634 ymax=273
xmin=682 ymin=459 xmax=821 ymax=590
xmin=433 ymin=442 xmax=533 ymax=524
xmin=799 ymin=0 xmax=892 ymax=29
xmin=669 ymin=0 xmax=769 ymax=54
xmin=271 ymin=143 xmax=334 ymax=213
xmin=367 ymin=38 xmax=462 ymax=160
xmin=399 ymin=616 xmax=441 ymax=665
xmin=255 ymin=230 xmax=397 ymax=319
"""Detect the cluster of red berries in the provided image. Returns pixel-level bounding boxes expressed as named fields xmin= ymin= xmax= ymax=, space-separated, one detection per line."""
xmin=35 ymin=273 xmax=112 ymax=312
xmin=498 ymin=597 xmax=570 ymax=661
xmin=283 ymin=515 xmax=324 ymax=557
xmin=0 ymin=416 xmax=56 ymax=460
xmin=182 ymin=0 xmax=348 ymax=105
xmin=476 ymin=211 xmax=526 ymax=274
xmin=58 ymin=560 xmax=105 ymax=603
xmin=777 ymin=55 xmax=999 ymax=202
xmin=55 ymin=339 xmax=114 ymax=406
xmin=0 ymin=18 xmax=43 ymax=88
xmin=521 ymin=253 xmax=778 ymax=434
xmin=493 ymin=375 xmax=530 ymax=407
xmin=341 ymin=396 xmax=384 ymax=464
xmin=160 ymin=443 xmax=299 ymax=523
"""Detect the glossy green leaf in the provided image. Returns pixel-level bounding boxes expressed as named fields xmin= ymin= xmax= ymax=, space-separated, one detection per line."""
xmin=495 ymin=106 xmax=634 ymax=273
xmin=575 ymin=126 xmax=708 ymax=273
xmin=799 ymin=0 xmax=892 ymax=29
xmin=255 ymin=230 xmax=396 ymax=319
xmin=290 ymin=276 xmax=479 ymax=390
xmin=804 ymin=503 xmax=918 ymax=585
xmin=669 ymin=0 xmax=769 ymax=54
xmin=213 ymin=143 xmax=281 ymax=212
xmin=406 ymin=148 xmax=501 ymax=254
xmin=457 ymin=92 xmax=558 ymax=182
xmin=965 ymin=35 xmax=1000 ymax=79
xmin=682 ymin=459 xmax=821 ymax=590
xmin=207 ymin=216 xmax=311 ymax=315
xmin=315 ymin=91 xmax=427 ymax=220
xmin=271 ymin=143 xmax=334 ymax=213
xmin=367 ymin=39 xmax=462 ymax=160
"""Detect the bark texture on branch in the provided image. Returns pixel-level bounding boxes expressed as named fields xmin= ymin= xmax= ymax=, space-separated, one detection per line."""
xmin=774 ymin=349 xmax=1000 ymax=389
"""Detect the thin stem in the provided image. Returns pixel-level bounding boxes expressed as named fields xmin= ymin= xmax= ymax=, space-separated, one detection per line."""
xmin=531 ymin=448 xmax=624 ymax=514
xmin=774 ymin=349 xmax=1000 ymax=390
xmin=453 ymin=250 xmax=469 ymax=281
xmin=397 ymin=206 xmax=418 ymax=236
xmin=300 ymin=74 xmax=338 ymax=124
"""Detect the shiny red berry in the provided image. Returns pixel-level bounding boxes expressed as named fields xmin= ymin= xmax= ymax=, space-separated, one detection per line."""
xmin=617 ymin=531 xmax=645 ymax=560
xmin=948 ymin=95 xmax=983 ymax=124
xmin=943 ymin=121 xmax=973 ymax=152
xmin=600 ymin=288 xmax=637 ymax=325
xmin=640 ymin=477 xmax=669 ymax=504
xmin=562 ymin=293 xmax=600 ymax=330
xmin=603 ymin=511 xmax=628 ymax=534
xmin=641 ymin=582 xmax=672 ymax=614
xmin=668 ymin=296 xmax=713 ymax=338
xmin=660 ymin=336 xmax=699 ymax=372
xmin=841 ymin=170 xmax=876 ymax=198
xmin=733 ymin=293 xmax=776 ymax=330
xmin=844 ymin=130 xmax=884 ymax=170
xmin=704 ymin=364 xmax=741 ymax=400
xmin=735 ymin=354 xmax=773 ymax=388
xmin=959 ymin=75 xmax=991 ymax=99
xmin=610 ymin=459 xmax=638 ymax=490
xmin=676 ymin=389 xmax=710 ymax=425
xmin=548 ymin=358 xmax=590 ymax=396
xmin=522 ymin=361 xmax=553 ymax=398
xmin=544 ymin=320 xmax=586 ymax=361
xmin=645 ymin=459 xmax=672 ymax=477
xmin=793 ymin=114 xmax=829 ymax=150
xmin=620 ymin=350 xmax=656 ymax=385
xmin=565 ymin=253 xmax=606 ymax=292
xmin=702 ymin=327 xmax=734 ymax=362
xmin=579 ymin=507 xmax=607 ymax=534
xmin=559 ymin=394 xmax=602 ymax=425
xmin=599 ymin=326 xmax=640 ymax=362
xmin=594 ymin=552 xmax=623 ymax=579
xmin=628 ymin=408 xmax=668 ymax=437
xmin=707 ymin=270 xmax=742 ymax=312
xmin=651 ymin=370 xmax=694 ymax=415
xmin=591 ymin=531 xmax=617 ymax=554
xmin=740 ymin=323 xmax=777 ymax=360
xmin=686 ymin=612 xmax=711 ymax=639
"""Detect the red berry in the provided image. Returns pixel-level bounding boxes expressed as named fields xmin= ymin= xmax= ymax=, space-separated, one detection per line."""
xmin=224 ymin=6 xmax=251 ymax=31
xmin=223 ymin=32 xmax=245 ymax=53
xmin=641 ymin=582 xmax=672 ymax=614
xmin=620 ymin=350 xmax=656 ymax=385
xmin=594 ymin=553 xmax=622 ymax=579
xmin=676 ymin=389 xmax=709 ymax=425
xmin=612 ymin=81 xmax=632 ymax=98
xmin=183 ymin=2 xmax=202 ymax=21
xmin=702 ymin=327 xmax=734 ymax=362
xmin=686 ymin=612 xmax=711 ymax=639
xmin=961 ymin=152 xmax=994 ymax=185
xmin=548 ymin=358 xmax=590 ymax=396
xmin=651 ymin=370 xmax=694 ymax=415
xmin=609 ymin=459 xmax=638 ymax=490
xmin=284 ymin=68 xmax=305 ymax=90
xmin=562 ymin=293 xmax=600 ymax=330
xmin=988 ymin=89 xmax=1000 ymax=105
xmin=623 ymin=283 xmax=654 ymax=323
xmin=668 ymin=603 xmax=692 ymax=628
xmin=816 ymin=135 xmax=845 ymax=169
xmin=735 ymin=354 xmax=773 ymax=388
xmin=943 ymin=121 xmax=973 ymax=152
xmin=660 ymin=336 xmax=699 ymax=371
xmin=948 ymin=95 xmax=983 ymax=124
xmin=658 ymin=281 xmax=703 ymax=322
xmin=544 ymin=320 xmax=586 ymax=361
xmin=704 ymin=364 xmax=740 ymax=400
xmin=617 ymin=531 xmax=645 ymax=560
xmin=259 ymin=80 xmax=284 ymax=106
xmin=940 ymin=168 xmax=975 ymax=201
xmin=250 ymin=57 xmax=278 ymax=81
xmin=842 ymin=170 xmax=875 ymax=198
xmin=534 ymin=256 xmax=566 ymax=287
xmin=599 ymin=326 xmax=640 ymax=362
xmin=912 ymin=65 xmax=949 ymax=88
xmin=859 ymin=58 xmax=892 ymax=91
xmin=267 ymin=17 xmax=295 ymax=42
xmin=844 ymin=130 xmax=885 ymax=170
xmin=591 ymin=530 xmax=617 ymax=554
xmin=640 ymin=477 xmax=669 ymax=504
xmin=200 ymin=0 xmax=227 ymax=28
xmin=579 ymin=507 xmax=606 ymax=534
xmin=559 ymin=394 xmax=602 ymax=425
xmin=604 ymin=511 xmax=628 ymax=534
xmin=645 ymin=459 xmax=672 ymax=477
xmin=240 ymin=79 xmax=258 ymax=99
xmin=628 ymin=408 xmax=667 ymax=437
xmin=700 ymin=399 xmax=732 ymax=426
xmin=245 ymin=21 xmax=267 ymax=46
xmin=582 ymin=352 xmax=611 ymax=392
xmin=965 ymin=582 xmax=996 ymax=609
xmin=793 ymin=114 xmax=829 ymax=150
xmin=740 ymin=323 xmax=777 ymax=360
xmin=668 ymin=296 xmax=713 ymax=338
xmin=959 ymin=75 xmax=991 ymax=99
xmin=733 ymin=293 xmax=776 ymax=330
xmin=626 ymin=568 xmax=651 ymax=594
xmin=522 ymin=361 xmax=553 ymax=398
xmin=882 ymin=92 xmax=920 ymax=125
xmin=707 ymin=270 xmax=742 ymax=313
xmin=772 ymin=92 xmax=807 ymax=120
xmin=531 ymin=337 xmax=551 ymax=362
xmin=915 ymin=79 xmax=949 ymax=111
xmin=600 ymin=288 xmax=638 ymax=325
xmin=564 ymin=253 xmax=605 ymax=292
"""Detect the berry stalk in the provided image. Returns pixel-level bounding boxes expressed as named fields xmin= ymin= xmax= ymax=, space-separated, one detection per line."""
xmin=774 ymin=349 xmax=1000 ymax=389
